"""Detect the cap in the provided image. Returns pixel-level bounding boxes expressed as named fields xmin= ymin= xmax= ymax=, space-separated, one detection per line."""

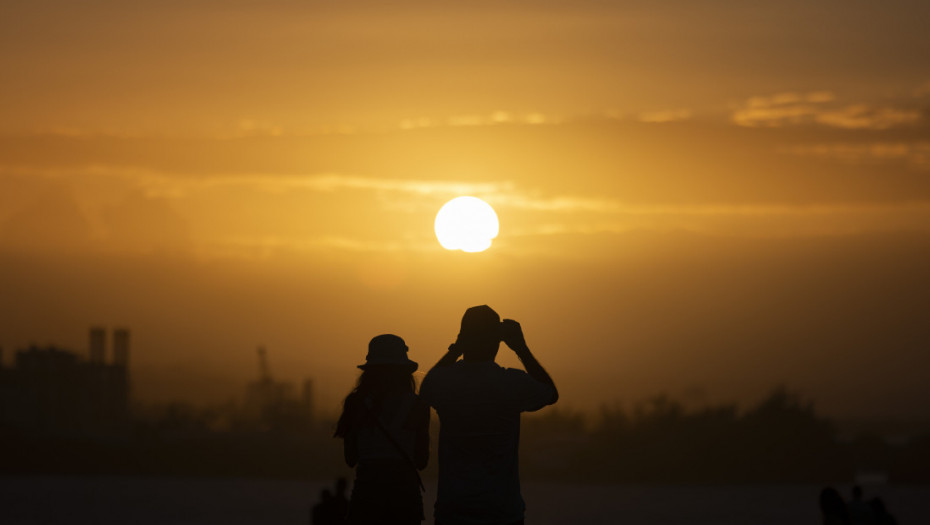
xmin=459 ymin=305 xmax=501 ymax=340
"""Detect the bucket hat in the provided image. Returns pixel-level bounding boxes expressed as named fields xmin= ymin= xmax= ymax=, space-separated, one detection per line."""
xmin=358 ymin=334 xmax=418 ymax=371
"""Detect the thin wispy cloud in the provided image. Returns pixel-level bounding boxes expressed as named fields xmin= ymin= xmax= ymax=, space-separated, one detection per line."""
xmin=638 ymin=109 xmax=693 ymax=124
xmin=0 ymin=166 xmax=511 ymax=200
xmin=503 ymin=199 xmax=930 ymax=218
xmin=784 ymin=142 xmax=930 ymax=170
xmin=8 ymin=165 xmax=930 ymax=214
xmin=203 ymin=235 xmax=418 ymax=256
xmin=401 ymin=111 xmax=555 ymax=130
xmin=746 ymin=92 xmax=836 ymax=108
xmin=732 ymin=91 xmax=833 ymax=127
xmin=732 ymin=91 xmax=922 ymax=130
xmin=813 ymin=105 xmax=922 ymax=130
xmin=219 ymin=174 xmax=509 ymax=197
xmin=234 ymin=118 xmax=285 ymax=138
xmin=4 ymin=163 xmax=930 ymax=259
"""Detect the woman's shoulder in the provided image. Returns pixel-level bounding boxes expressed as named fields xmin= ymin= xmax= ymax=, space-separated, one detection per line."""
xmin=343 ymin=391 xmax=369 ymax=412
xmin=381 ymin=390 xmax=420 ymax=406
xmin=377 ymin=391 xmax=426 ymax=415
xmin=343 ymin=391 xmax=360 ymax=404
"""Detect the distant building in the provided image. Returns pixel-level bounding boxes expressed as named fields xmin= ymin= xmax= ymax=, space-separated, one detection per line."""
xmin=0 ymin=328 xmax=130 ymax=437
xmin=240 ymin=346 xmax=314 ymax=432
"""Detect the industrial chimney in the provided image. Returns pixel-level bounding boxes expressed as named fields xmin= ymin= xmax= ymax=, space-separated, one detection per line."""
xmin=89 ymin=326 xmax=106 ymax=363
xmin=113 ymin=328 xmax=130 ymax=367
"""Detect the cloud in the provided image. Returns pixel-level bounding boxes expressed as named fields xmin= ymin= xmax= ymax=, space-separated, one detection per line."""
xmin=5 ymin=165 xmax=930 ymax=259
xmin=200 ymin=235 xmax=418 ymax=258
xmin=783 ymin=142 xmax=930 ymax=170
xmin=508 ymin=201 xmax=930 ymax=244
xmin=401 ymin=111 xmax=555 ymax=130
xmin=184 ymin=174 xmax=512 ymax=200
xmin=491 ymin=194 xmax=621 ymax=213
xmin=732 ymin=91 xmax=833 ymax=127
xmin=638 ymin=109 xmax=693 ymax=123
xmin=0 ymin=166 xmax=511 ymax=200
xmin=235 ymin=118 xmax=285 ymax=137
xmin=510 ymin=200 xmax=930 ymax=218
xmin=9 ymin=164 xmax=930 ymax=216
xmin=814 ymin=105 xmax=922 ymax=130
xmin=745 ymin=91 xmax=836 ymax=108
xmin=732 ymin=91 xmax=922 ymax=130
xmin=198 ymin=198 xmax=930 ymax=259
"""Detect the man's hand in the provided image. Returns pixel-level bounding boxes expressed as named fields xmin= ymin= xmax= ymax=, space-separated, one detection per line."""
xmin=430 ymin=340 xmax=464 ymax=369
xmin=447 ymin=341 xmax=464 ymax=358
xmin=501 ymin=318 xmax=558 ymax=405
xmin=501 ymin=319 xmax=528 ymax=352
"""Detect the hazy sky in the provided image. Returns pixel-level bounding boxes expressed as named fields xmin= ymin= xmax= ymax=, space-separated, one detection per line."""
xmin=1 ymin=1 xmax=929 ymax=418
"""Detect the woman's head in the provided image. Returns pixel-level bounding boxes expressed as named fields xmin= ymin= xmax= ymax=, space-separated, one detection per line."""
xmin=334 ymin=336 xmax=417 ymax=438
xmin=353 ymin=334 xmax=417 ymax=397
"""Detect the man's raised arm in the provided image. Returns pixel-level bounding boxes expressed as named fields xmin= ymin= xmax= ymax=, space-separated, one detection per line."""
xmin=429 ymin=342 xmax=463 ymax=370
xmin=502 ymin=319 xmax=559 ymax=405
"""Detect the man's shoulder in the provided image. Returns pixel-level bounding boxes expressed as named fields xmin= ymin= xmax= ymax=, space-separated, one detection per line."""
xmin=424 ymin=361 xmax=490 ymax=384
xmin=422 ymin=362 xmax=459 ymax=383
xmin=500 ymin=366 xmax=538 ymax=384
xmin=501 ymin=366 xmax=529 ymax=377
xmin=427 ymin=363 xmax=529 ymax=382
xmin=421 ymin=362 xmax=503 ymax=400
xmin=420 ymin=363 xmax=463 ymax=400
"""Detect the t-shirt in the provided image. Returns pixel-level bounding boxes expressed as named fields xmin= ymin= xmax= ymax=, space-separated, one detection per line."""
xmin=420 ymin=360 xmax=556 ymax=525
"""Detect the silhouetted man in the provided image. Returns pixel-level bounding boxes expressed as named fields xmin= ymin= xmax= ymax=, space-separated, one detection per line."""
xmin=420 ymin=305 xmax=558 ymax=525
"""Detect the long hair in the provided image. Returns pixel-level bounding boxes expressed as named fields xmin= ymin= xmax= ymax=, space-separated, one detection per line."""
xmin=334 ymin=366 xmax=415 ymax=438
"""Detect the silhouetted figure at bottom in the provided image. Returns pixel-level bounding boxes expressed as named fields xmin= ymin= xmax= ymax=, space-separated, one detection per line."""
xmin=332 ymin=477 xmax=350 ymax=523
xmin=312 ymin=489 xmax=337 ymax=525
xmin=335 ymin=335 xmax=430 ymax=525
xmin=819 ymin=486 xmax=850 ymax=525
xmin=849 ymin=485 xmax=875 ymax=525
xmin=420 ymin=306 xmax=558 ymax=525
xmin=311 ymin=478 xmax=350 ymax=525
xmin=868 ymin=498 xmax=898 ymax=525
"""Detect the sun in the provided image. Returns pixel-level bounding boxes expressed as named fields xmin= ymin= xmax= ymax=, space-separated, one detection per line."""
xmin=434 ymin=196 xmax=499 ymax=252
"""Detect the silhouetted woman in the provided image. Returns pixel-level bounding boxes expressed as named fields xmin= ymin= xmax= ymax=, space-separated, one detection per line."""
xmin=335 ymin=334 xmax=429 ymax=525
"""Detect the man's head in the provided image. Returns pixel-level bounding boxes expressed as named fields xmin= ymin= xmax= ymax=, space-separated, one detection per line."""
xmin=458 ymin=305 xmax=502 ymax=362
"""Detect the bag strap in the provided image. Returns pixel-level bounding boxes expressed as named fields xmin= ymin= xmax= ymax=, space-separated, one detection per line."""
xmin=363 ymin=397 xmax=426 ymax=492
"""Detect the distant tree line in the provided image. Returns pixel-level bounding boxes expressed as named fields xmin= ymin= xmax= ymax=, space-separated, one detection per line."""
xmin=3 ymin=386 xmax=930 ymax=482
xmin=520 ymin=386 xmax=930 ymax=483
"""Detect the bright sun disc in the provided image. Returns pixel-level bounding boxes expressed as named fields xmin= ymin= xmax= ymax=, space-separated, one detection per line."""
xmin=435 ymin=196 xmax=499 ymax=252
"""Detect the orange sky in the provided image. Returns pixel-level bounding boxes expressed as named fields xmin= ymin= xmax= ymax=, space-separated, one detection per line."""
xmin=1 ymin=1 xmax=929 ymax=418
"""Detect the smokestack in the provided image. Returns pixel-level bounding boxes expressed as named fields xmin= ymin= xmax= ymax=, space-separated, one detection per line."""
xmin=89 ymin=326 xmax=106 ymax=363
xmin=301 ymin=379 xmax=314 ymax=407
xmin=113 ymin=328 xmax=130 ymax=367
xmin=302 ymin=378 xmax=314 ymax=421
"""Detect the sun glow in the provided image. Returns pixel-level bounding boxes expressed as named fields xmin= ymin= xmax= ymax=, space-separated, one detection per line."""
xmin=434 ymin=196 xmax=499 ymax=252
